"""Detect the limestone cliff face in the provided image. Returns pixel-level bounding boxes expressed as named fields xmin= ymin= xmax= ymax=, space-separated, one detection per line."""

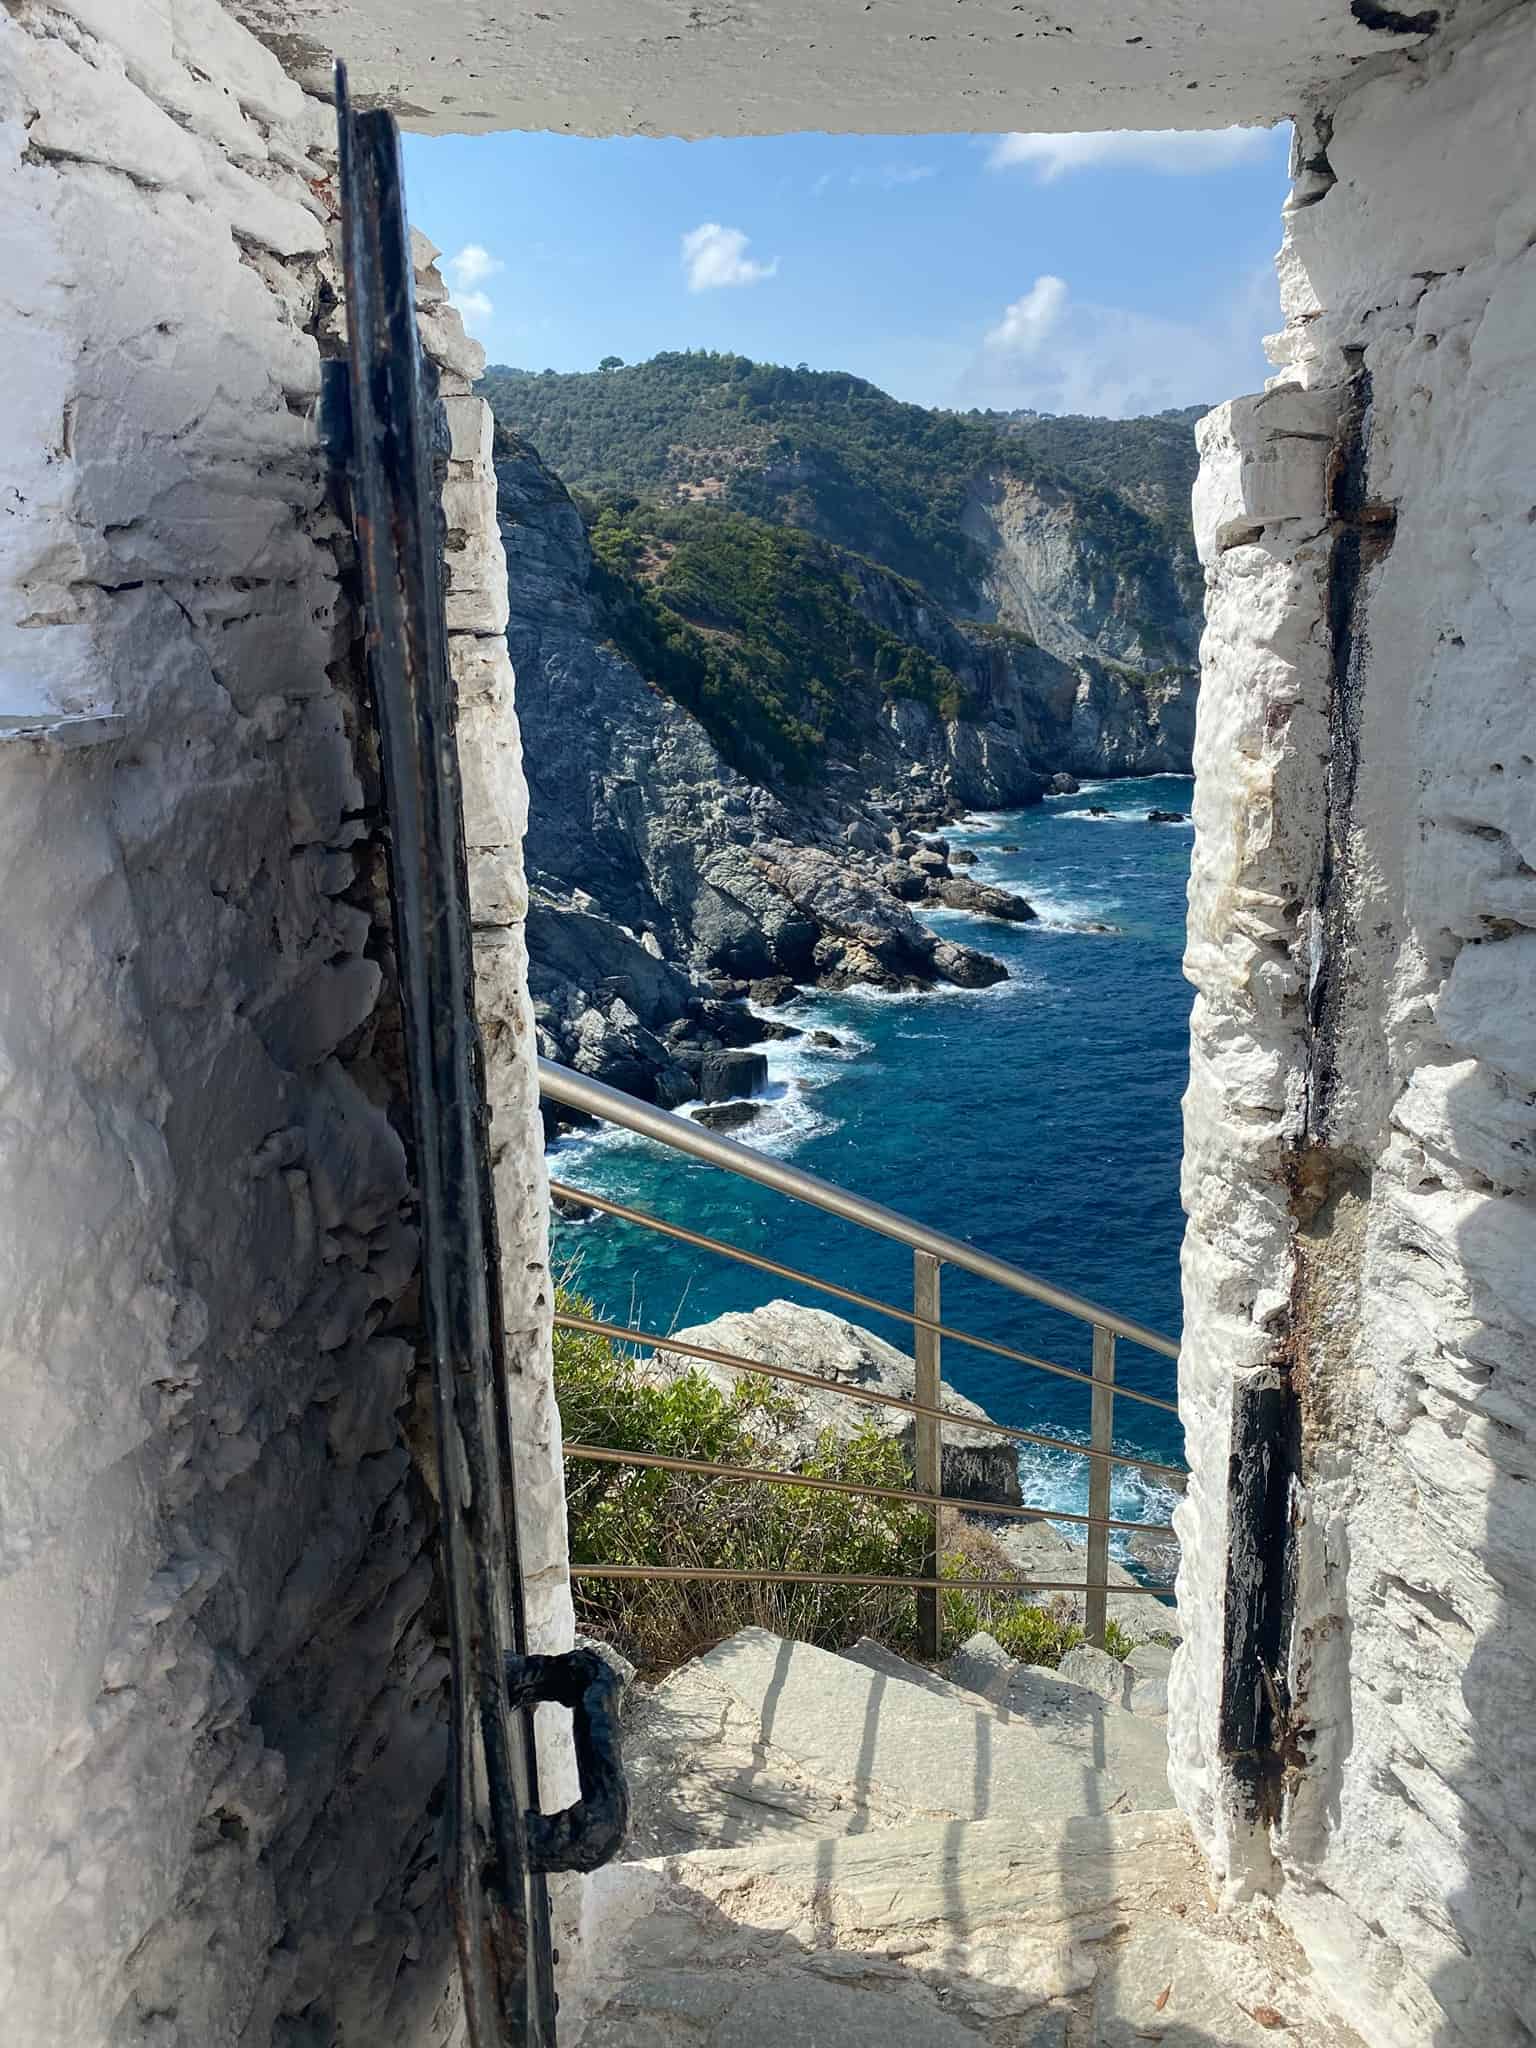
xmin=499 ymin=430 xmax=1195 ymax=1100
xmin=498 ymin=441 xmax=1010 ymax=1100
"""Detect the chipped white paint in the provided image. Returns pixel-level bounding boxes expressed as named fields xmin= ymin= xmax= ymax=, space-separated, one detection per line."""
xmin=1174 ymin=9 xmax=1536 ymax=2045
xmin=0 ymin=7 xmax=568 ymax=2043
xmin=226 ymin=0 xmax=1439 ymax=139
xmin=3 ymin=0 xmax=1532 ymax=2045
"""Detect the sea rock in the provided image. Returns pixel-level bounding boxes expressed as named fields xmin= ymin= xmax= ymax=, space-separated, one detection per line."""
xmin=691 ymin=1101 xmax=765 ymax=1134
xmin=689 ymin=997 xmax=768 ymax=1049
xmin=1146 ymin=808 xmax=1187 ymax=824
xmin=1050 ymin=772 xmax=1081 ymax=794
xmin=881 ymin=862 xmax=928 ymax=902
xmin=646 ymin=1302 xmax=1023 ymax=1508
xmin=929 ymin=939 xmax=1009 ymax=988
xmin=909 ymin=847 xmax=951 ymax=878
xmin=949 ymin=847 xmax=979 ymax=866
xmin=749 ymin=976 xmax=801 ymax=1007
xmin=1088 ymin=806 xmax=1111 ymax=817
xmin=925 ymin=877 xmax=1038 ymax=923
xmin=699 ymin=1049 xmax=768 ymax=1103
xmin=999 ymin=843 xmax=1021 ymax=853
xmin=810 ymin=1029 xmax=846 ymax=1049
xmin=754 ymin=1018 xmax=802 ymax=1041
xmin=979 ymin=1513 xmax=1181 ymax=1647
xmin=1127 ymin=1525 xmax=1182 ymax=1585
xmin=922 ymin=838 xmax=952 ymax=858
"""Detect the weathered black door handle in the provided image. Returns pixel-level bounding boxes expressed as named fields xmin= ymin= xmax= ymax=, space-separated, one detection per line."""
xmin=504 ymin=1648 xmax=630 ymax=1874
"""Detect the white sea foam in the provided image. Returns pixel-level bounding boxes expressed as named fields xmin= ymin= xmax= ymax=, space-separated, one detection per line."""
xmin=1015 ymin=1432 xmax=1185 ymax=1566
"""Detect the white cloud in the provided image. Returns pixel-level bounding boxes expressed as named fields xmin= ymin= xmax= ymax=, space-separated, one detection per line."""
xmin=681 ymin=222 xmax=778 ymax=291
xmin=985 ymin=276 xmax=1069 ymax=354
xmin=446 ymin=243 xmax=504 ymax=287
xmin=455 ymin=289 xmax=495 ymax=333
xmin=960 ymin=266 xmax=1279 ymax=419
xmin=988 ymin=126 xmax=1274 ymax=182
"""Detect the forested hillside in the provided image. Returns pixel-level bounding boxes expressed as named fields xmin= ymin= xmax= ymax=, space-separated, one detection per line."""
xmin=481 ymin=353 xmax=1202 ymax=620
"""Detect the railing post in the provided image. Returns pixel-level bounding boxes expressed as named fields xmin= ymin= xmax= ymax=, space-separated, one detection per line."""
xmin=1085 ymin=1325 xmax=1116 ymax=1650
xmin=913 ymin=1251 xmax=942 ymax=1660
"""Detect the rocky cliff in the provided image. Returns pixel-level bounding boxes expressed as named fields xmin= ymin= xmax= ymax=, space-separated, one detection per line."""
xmin=499 ymin=438 xmax=1015 ymax=1110
xmin=494 ymin=391 xmax=1197 ymax=1107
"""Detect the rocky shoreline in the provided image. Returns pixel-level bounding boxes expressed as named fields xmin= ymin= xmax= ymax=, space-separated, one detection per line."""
xmin=498 ymin=433 xmax=1193 ymax=1123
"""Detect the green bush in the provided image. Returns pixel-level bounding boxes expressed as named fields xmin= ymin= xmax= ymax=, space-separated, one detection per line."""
xmin=553 ymin=1287 xmax=1134 ymax=1677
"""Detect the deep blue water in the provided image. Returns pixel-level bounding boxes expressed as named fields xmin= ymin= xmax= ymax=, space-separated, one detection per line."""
xmin=550 ymin=773 xmax=1195 ymax=1546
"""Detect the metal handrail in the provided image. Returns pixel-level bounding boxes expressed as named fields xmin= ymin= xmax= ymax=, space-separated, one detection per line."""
xmin=564 ymin=1440 xmax=1174 ymax=1537
xmin=550 ymin=1178 xmax=1178 ymax=1415
xmin=541 ymin=1060 xmax=1178 ymax=1358
xmin=539 ymin=1056 xmax=1183 ymax=1650
xmin=554 ymin=1309 xmax=1187 ymax=1480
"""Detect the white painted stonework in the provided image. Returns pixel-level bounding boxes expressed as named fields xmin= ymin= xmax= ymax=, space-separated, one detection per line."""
xmin=1173 ymin=9 xmax=1536 ymax=2046
xmin=0 ymin=6 xmax=569 ymax=2042
xmin=3 ymin=0 xmax=1533 ymax=2044
xmin=227 ymin=0 xmax=1434 ymax=139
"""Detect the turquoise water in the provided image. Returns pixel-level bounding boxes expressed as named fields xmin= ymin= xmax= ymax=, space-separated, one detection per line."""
xmin=550 ymin=773 xmax=1196 ymax=1548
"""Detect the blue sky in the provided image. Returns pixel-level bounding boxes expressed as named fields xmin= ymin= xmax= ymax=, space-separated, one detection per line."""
xmin=401 ymin=125 xmax=1292 ymax=418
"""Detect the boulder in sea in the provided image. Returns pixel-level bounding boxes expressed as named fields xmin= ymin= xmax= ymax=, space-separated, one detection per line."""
xmin=949 ymin=848 xmax=979 ymax=866
xmin=810 ymin=1029 xmax=846 ymax=1049
xmin=698 ymin=1049 xmax=768 ymax=1103
xmin=999 ymin=843 xmax=1021 ymax=853
xmin=925 ymin=877 xmax=1037 ymax=923
xmin=929 ymin=939 xmax=1009 ymax=988
xmin=749 ymin=976 xmax=802 ymax=1008
xmin=691 ymin=1100 xmax=765 ymax=1134
xmin=909 ymin=847 xmax=951 ymax=879
xmin=645 ymin=1302 xmax=1022 ymax=1508
xmin=551 ymin=1191 xmax=599 ymax=1223
xmin=689 ymin=997 xmax=768 ymax=1049
xmin=754 ymin=1018 xmax=803 ymax=1042
xmin=1087 ymin=806 xmax=1111 ymax=818
xmin=1146 ymin=809 xmax=1187 ymax=824
xmin=1050 ymin=773 xmax=1081 ymax=795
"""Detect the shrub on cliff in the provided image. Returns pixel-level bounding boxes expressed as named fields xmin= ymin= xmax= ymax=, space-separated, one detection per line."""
xmin=553 ymin=1285 xmax=1125 ymax=1675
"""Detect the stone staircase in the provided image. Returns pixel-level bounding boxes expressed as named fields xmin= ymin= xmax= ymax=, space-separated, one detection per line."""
xmin=560 ymin=1630 xmax=1365 ymax=2048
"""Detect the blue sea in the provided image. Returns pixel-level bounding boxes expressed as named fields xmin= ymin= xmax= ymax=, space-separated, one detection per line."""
xmin=549 ymin=773 xmax=1195 ymax=1554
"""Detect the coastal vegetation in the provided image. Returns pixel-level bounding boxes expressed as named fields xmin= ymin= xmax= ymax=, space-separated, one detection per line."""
xmin=584 ymin=491 xmax=968 ymax=783
xmin=484 ymin=349 xmax=1200 ymax=612
xmin=555 ymin=1286 xmax=1131 ymax=1676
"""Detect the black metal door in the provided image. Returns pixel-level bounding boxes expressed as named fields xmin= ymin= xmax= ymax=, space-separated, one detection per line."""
xmin=332 ymin=67 xmax=625 ymax=2048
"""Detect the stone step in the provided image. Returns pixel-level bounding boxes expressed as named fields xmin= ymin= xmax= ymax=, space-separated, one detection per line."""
xmin=836 ymin=1632 xmax=1176 ymax=1814
xmin=681 ymin=1627 xmax=1171 ymax=1826
xmin=620 ymin=1657 xmax=920 ymax=1859
xmin=570 ymin=1807 xmax=1366 ymax=2048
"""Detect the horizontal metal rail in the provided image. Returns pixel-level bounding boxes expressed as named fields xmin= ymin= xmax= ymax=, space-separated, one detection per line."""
xmin=555 ymin=1310 xmax=1187 ymax=1482
xmin=542 ymin=1059 xmax=1179 ymax=1359
xmin=571 ymin=1564 xmax=1176 ymax=1597
xmin=563 ymin=1441 xmax=1175 ymax=1537
xmin=551 ymin=1178 xmax=1178 ymax=1416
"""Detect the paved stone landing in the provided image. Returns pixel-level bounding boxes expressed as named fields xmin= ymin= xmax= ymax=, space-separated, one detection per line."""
xmin=568 ymin=1632 xmax=1363 ymax=2047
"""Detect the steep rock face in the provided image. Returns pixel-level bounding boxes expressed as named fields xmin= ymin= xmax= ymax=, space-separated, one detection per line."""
xmin=499 ymin=442 xmax=1008 ymax=1095
xmin=962 ymin=471 xmax=1197 ymax=671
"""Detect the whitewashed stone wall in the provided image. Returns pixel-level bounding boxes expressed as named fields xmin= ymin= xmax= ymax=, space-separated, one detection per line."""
xmin=0 ymin=5 xmax=569 ymax=2042
xmin=1173 ymin=9 xmax=1536 ymax=2046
